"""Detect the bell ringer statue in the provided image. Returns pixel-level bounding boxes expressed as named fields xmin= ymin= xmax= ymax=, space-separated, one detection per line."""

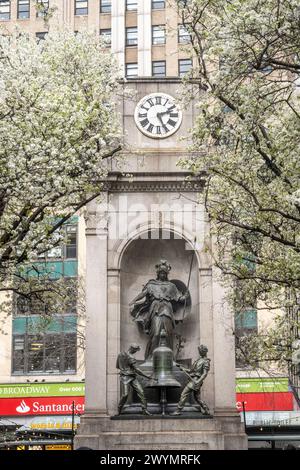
xmin=129 ymin=260 xmax=189 ymax=360
xmin=172 ymin=344 xmax=211 ymax=416
xmin=116 ymin=344 xmax=153 ymax=415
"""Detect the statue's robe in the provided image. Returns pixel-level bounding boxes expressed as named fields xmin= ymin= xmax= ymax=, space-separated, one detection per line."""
xmin=132 ymin=279 xmax=183 ymax=360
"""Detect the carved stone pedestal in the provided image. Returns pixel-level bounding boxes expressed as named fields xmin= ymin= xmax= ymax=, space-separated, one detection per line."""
xmin=75 ymin=413 xmax=247 ymax=450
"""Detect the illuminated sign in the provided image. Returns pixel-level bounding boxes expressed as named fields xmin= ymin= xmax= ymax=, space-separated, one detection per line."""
xmin=0 ymin=382 xmax=85 ymax=398
xmin=45 ymin=445 xmax=72 ymax=451
xmin=236 ymin=392 xmax=293 ymax=411
xmin=0 ymin=396 xmax=85 ymax=416
xmin=236 ymin=377 xmax=289 ymax=394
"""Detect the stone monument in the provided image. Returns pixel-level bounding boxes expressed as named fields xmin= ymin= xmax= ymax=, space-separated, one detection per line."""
xmin=74 ymin=79 xmax=247 ymax=450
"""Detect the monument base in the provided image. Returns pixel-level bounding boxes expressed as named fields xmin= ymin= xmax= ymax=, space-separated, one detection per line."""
xmin=75 ymin=411 xmax=247 ymax=450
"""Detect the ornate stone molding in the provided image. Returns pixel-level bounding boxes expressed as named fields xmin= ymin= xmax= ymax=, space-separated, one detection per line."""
xmin=84 ymin=210 xmax=109 ymax=236
xmin=102 ymin=179 xmax=204 ymax=193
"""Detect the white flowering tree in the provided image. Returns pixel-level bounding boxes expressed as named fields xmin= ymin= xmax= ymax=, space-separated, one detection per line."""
xmin=0 ymin=31 xmax=122 ymax=313
xmin=176 ymin=0 xmax=300 ymax=370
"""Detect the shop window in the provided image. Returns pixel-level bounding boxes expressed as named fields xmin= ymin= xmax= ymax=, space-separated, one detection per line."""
xmin=28 ymin=335 xmax=45 ymax=372
xmin=12 ymin=336 xmax=25 ymax=372
xmin=0 ymin=0 xmax=10 ymax=20
xmin=12 ymin=316 xmax=77 ymax=374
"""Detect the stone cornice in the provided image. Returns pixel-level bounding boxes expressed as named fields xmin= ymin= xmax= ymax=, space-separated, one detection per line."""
xmin=101 ymin=173 xmax=204 ymax=193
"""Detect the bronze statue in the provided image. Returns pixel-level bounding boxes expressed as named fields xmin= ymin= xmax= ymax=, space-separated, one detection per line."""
xmin=172 ymin=345 xmax=210 ymax=416
xmin=129 ymin=260 xmax=189 ymax=360
xmin=116 ymin=344 xmax=153 ymax=415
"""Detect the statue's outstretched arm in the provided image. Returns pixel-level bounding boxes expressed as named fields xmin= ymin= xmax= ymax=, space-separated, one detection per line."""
xmin=134 ymin=365 xmax=152 ymax=380
xmin=129 ymin=288 xmax=147 ymax=305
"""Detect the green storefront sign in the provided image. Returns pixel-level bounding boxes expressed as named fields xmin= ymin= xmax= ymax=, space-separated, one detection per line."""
xmin=236 ymin=377 xmax=289 ymax=393
xmin=0 ymin=382 xmax=85 ymax=398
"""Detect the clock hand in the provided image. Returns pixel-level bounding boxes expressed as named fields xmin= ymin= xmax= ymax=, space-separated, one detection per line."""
xmin=158 ymin=110 xmax=170 ymax=117
xmin=156 ymin=112 xmax=165 ymax=126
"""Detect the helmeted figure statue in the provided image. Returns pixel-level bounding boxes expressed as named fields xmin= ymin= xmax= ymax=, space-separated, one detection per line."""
xmin=129 ymin=260 xmax=189 ymax=360
xmin=116 ymin=344 xmax=152 ymax=415
xmin=172 ymin=344 xmax=211 ymax=415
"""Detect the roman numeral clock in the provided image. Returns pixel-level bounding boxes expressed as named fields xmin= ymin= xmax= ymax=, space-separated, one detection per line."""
xmin=134 ymin=93 xmax=182 ymax=139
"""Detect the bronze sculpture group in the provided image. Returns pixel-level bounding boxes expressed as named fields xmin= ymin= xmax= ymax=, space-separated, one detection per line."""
xmin=116 ymin=260 xmax=211 ymax=417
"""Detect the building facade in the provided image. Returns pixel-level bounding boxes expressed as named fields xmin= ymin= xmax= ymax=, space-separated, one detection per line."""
xmin=0 ymin=0 xmax=194 ymax=78
xmin=0 ymin=0 xmax=298 ymax=450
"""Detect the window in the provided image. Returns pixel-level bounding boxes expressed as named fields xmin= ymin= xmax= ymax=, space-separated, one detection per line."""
xmin=65 ymin=225 xmax=77 ymax=259
xmin=126 ymin=0 xmax=137 ymax=10
xmin=178 ymin=24 xmax=190 ymax=44
xmin=100 ymin=28 xmax=111 ymax=47
xmin=152 ymin=60 xmax=166 ymax=77
xmin=126 ymin=63 xmax=138 ymax=78
xmin=100 ymin=0 xmax=111 ymax=13
xmin=179 ymin=58 xmax=192 ymax=77
xmin=152 ymin=25 xmax=165 ymax=45
xmin=152 ymin=0 xmax=165 ymax=9
xmin=18 ymin=0 xmax=30 ymax=19
xmin=36 ymin=31 xmax=47 ymax=41
xmin=0 ymin=0 xmax=10 ymax=20
xmin=75 ymin=0 xmax=88 ymax=15
xmin=12 ymin=316 xmax=77 ymax=374
xmin=37 ymin=223 xmax=78 ymax=260
xmin=126 ymin=27 xmax=138 ymax=46
xmin=235 ymin=309 xmax=258 ymax=337
xmin=36 ymin=0 xmax=49 ymax=18
xmin=235 ymin=308 xmax=258 ymax=368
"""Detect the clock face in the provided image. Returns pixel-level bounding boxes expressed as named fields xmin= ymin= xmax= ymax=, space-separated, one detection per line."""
xmin=134 ymin=93 xmax=182 ymax=139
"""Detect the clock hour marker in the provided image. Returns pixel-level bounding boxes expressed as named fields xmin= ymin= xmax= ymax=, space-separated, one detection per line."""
xmin=168 ymin=119 xmax=177 ymax=127
xmin=141 ymin=103 xmax=150 ymax=111
xmin=167 ymin=104 xmax=176 ymax=112
xmin=169 ymin=112 xmax=178 ymax=118
xmin=138 ymin=112 xmax=147 ymax=119
xmin=155 ymin=96 xmax=162 ymax=105
xmin=147 ymin=123 xmax=154 ymax=133
xmin=140 ymin=118 xmax=149 ymax=128
xmin=156 ymin=126 xmax=162 ymax=135
xmin=147 ymin=98 xmax=155 ymax=107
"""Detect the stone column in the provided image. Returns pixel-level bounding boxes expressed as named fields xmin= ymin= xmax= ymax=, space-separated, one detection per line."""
xmin=111 ymin=0 xmax=125 ymax=74
xmin=84 ymin=197 xmax=108 ymax=414
xmin=88 ymin=0 xmax=100 ymax=33
xmin=138 ymin=0 xmax=151 ymax=76
xmin=198 ymin=213 xmax=215 ymax=411
xmin=212 ymin=265 xmax=237 ymax=414
xmin=61 ymin=0 xmax=74 ymax=30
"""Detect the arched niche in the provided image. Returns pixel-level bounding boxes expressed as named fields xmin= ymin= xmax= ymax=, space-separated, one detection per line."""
xmin=120 ymin=230 xmax=200 ymax=362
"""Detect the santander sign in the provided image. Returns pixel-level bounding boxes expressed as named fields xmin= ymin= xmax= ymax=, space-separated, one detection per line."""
xmin=16 ymin=400 xmax=31 ymax=413
xmin=0 ymin=396 xmax=85 ymax=416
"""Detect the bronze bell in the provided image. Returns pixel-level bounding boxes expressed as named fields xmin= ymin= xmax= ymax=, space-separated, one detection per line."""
xmin=149 ymin=329 xmax=181 ymax=388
